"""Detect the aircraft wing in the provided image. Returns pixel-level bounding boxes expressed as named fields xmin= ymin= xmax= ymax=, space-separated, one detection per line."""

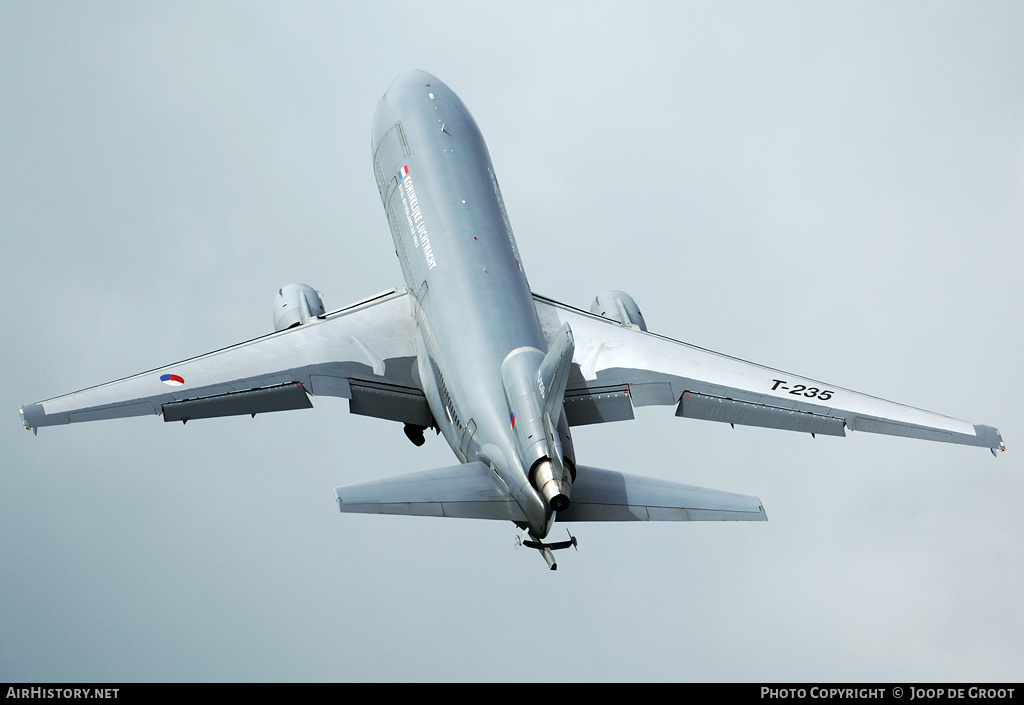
xmin=20 ymin=288 xmax=433 ymax=431
xmin=533 ymin=294 xmax=1004 ymax=453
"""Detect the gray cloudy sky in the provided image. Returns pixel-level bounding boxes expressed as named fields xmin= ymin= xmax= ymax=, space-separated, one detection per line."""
xmin=3 ymin=1 xmax=1023 ymax=682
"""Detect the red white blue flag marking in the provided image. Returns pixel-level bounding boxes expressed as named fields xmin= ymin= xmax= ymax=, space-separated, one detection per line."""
xmin=399 ymin=164 xmax=409 ymax=179
xmin=160 ymin=373 xmax=185 ymax=386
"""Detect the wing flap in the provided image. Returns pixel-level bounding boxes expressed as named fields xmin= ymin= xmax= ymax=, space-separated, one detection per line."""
xmin=677 ymin=390 xmax=846 ymax=437
xmin=348 ymin=379 xmax=433 ymax=427
xmin=558 ymin=466 xmax=767 ymax=522
xmin=335 ymin=462 xmax=526 ymax=522
xmin=162 ymin=382 xmax=312 ymax=423
xmin=563 ymin=384 xmax=634 ymax=426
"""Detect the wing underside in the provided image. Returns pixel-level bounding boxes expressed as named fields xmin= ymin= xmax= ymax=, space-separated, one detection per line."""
xmin=533 ymin=294 xmax=1004 ymax=452
xmin=20 ymin=288 xmax=432 ymax=431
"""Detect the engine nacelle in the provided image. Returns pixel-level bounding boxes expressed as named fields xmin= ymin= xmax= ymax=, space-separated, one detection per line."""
xmin=500 ymin=345 xmax=577 ymax=512
xmin=590 ymin=290 xmax=647 ymax=331
xmin=274 ymin=284 xmax=325 ymax=332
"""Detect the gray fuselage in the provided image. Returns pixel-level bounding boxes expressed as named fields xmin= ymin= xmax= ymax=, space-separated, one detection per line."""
xmin=371 ymin=70 xmax=564 ymax=536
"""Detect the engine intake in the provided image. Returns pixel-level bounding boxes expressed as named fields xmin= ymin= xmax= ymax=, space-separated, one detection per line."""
xmin=590 ymin=290 xmax=647 ymax=331
xmin=274 ymin=284 xmax=325 ymax=332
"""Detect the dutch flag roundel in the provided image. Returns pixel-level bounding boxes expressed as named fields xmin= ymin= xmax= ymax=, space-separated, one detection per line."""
xmin=160 ymin=374 xmax=185 ymax=386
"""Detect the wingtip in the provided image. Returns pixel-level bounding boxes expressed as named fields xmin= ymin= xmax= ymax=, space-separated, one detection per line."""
xmin=19 ymin=403 xmax=54 ymax=433
xmin=18 ymin=405 xmax=34 ymax=434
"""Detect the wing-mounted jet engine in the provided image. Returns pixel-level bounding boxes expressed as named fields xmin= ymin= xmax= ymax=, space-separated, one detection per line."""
xmin=274 ymin=284 xmax=325 ymax=332
xmin=590 ymin=290 xmax=647 ymax=331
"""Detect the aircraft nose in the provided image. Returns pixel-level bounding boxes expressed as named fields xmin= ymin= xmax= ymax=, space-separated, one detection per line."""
xmin=385 ymin=69 xmax=443 ymax=95
xmin=373 ymin=70 xmax=444 ymax=150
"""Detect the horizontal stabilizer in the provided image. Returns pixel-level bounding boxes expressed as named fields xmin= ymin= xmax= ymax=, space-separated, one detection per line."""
xmin=335 ymin=461 xmax=526 ymax=522
xmin=556 ymin=465 xmax=767 ymax=522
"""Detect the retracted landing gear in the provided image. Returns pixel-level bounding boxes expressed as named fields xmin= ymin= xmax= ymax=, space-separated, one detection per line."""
xmin=515 ymin=529 xmax=578 ymax=570
xmin=403 ymin=422 xmax=439 ymax=447
xmin=403 ymin=423 xmax=426 ymax=446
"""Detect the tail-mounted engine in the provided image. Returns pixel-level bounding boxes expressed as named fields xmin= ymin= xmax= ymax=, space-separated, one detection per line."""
xmin=500 ymin=324 xmax=577 ymax=512
xmin=274 ymin=284 xmax=325 ymax=332
xmin=590 ymin=290 xmax=647 ymax=331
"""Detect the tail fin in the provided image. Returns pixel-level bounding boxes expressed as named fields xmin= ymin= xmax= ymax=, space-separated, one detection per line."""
xmin=537 ymin=322 xmax=574 ymax=424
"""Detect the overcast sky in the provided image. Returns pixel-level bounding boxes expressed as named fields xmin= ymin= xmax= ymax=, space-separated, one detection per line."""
xmin=3 ymin=1 xmax=1023 ymax=682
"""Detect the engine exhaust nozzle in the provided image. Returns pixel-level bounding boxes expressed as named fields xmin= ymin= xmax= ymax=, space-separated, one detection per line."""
xmin=532 ymin=459 xmax=570 ymax=512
